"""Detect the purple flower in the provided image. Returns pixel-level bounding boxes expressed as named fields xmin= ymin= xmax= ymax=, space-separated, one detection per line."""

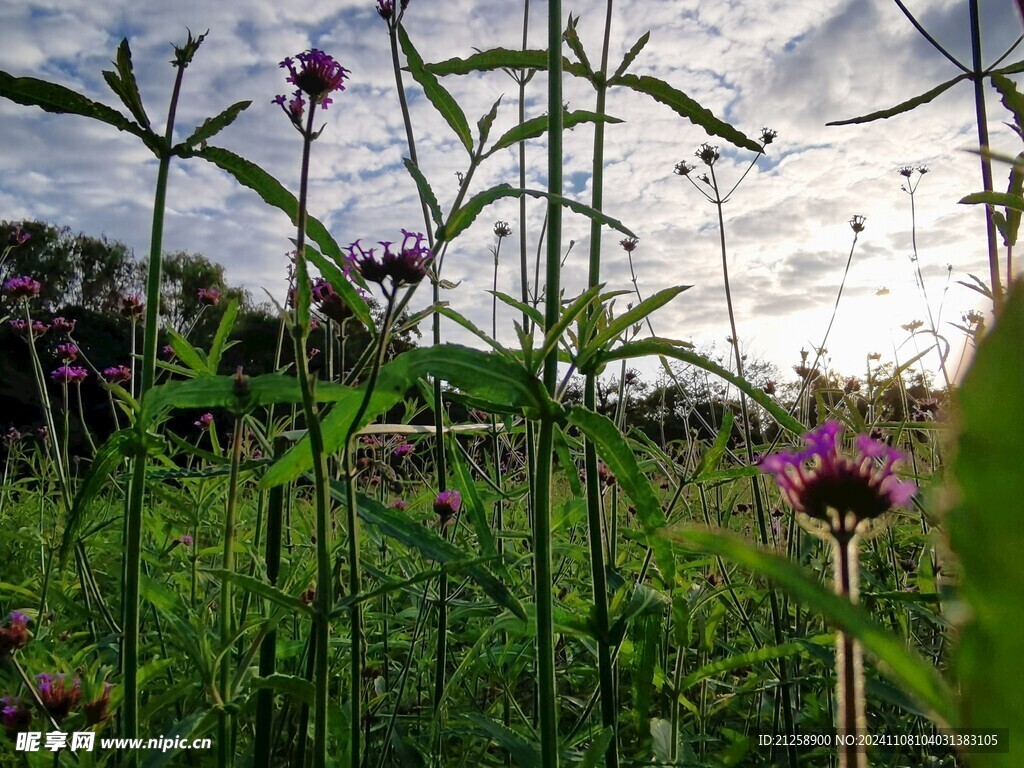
xmin=0 ymin=612 xmax=30 ymax=655
xmin=8 ymin=224 xmax=31 ymax=246
xmin=195 ymin=413 xmax=214 ymax=430
xmin=36 ymin=674 xmax=80 ymax=724
xmin=83 ymin=683 xmax=112 ymax=726
xmin=759 ymin=421 xmax=917 ymax=534
xmin=120 ymin=295 xmax=144 ymax=320
xmin=312 ymin=278 xmax=353 ymax=324
xmin=393 ymin=442 xmax=414 ymax=459
xmin=162 ymin=344 xmax=176 ymax=359
xmin=102 ymin=365 xmax=132 ymax=383
xmin=2 ymin=427 xmax=21 ymax=447
xmin=433 ymin=489 xmax=461 ymax=522
xmin=56 ymin=343 xmax=78 ymax=362
xmin=179 ymin=534 xmax=194 ymax=547
xmin=274 ymin=49 xmax=349 ymax=126
xmin=3 ymin=276 xmax=41 ymax=301
xmin=51 ymin=366 xmax=89 ymax=384
xmin=198 ymin=287 xmax=221 ymax=306
xmin=1 ymin=696 xmax=31 ymax=736
xmin=51 ymin=316 xmax=76 ymax=335
xmin=346 ymin=230 xmax=433 ymax=295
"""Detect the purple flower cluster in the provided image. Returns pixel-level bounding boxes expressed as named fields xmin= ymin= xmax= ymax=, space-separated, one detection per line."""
xmin=0 ymin=612 xmax=29 ymax=655
xmin=195 ymin=413 xmax=214 ymax=430
xmin=52 ymin=316 xmax=76 ymax=335
xmin=51 ymin=365 xmax=89 ymax=384
xmin=36 ymin=674 xmax=81 ymax=724
xmin=56 ymin=343 xmax=78 ymax=362
xmin=3 ymin=276 xmax=41 ymax=301
xmin=274 ymin=49 xmax=349 ymax=126
xmin=1 ymin=696 xmax=31 ymax=736
xmin=346 ymin=230 xmax=433 ymax=296
xmin=120 ymin=295 xmax=144 ymax=320
xmin=8 ymin=224 xmax=31 ymax=246
xmin=198 ymin=287 xmax=221 ymax=306
xmin=103 ymin=365 xmax=132 ymax=383
xmin=311 ymin=278 xmax=352 ymax=324
xmin=759 ymin=421 xmax=917 ymax=532
xmin=9 ymin=319 xmax=48 ymax=338
xmin=433 ymin=489 xmax=461 ymax=524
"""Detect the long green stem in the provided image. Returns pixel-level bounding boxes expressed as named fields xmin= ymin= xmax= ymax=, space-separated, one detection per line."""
xmin=286 ymin=99 xmax=334 ymax=768
xmin=968 ymin=0 xmax=1004 ymax=314
xmin=533 ymin=4 xmax=563 ymax=766
xmin=831 ymin=524 xmax=866 ymax=768
xmin=122 ymin=58 xmax=185 ymax=751
xmin=218 ymin=417 xmax=245 ymax=768
xmin=582 ymin=2 xmax=619 ymax=766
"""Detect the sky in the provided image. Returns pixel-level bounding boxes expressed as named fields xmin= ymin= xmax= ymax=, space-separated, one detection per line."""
xmin=1 ymin=0 xmax=1021 ymax=387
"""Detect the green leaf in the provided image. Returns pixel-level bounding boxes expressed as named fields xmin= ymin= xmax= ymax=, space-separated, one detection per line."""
xmin=462 ymin=714 xmax=538 ymax=767
xmin=959 ymin=191 xmax=1024 ymax=212
xmin=676 ymin=635 xmax=830 ymax=691
xmin=576 ymin=728 xmax=613 ymax=768
xmin=207 ymin=570 xmax=314 ymax=616
xmin=398 ymin=26 xmax=473 ymax=153
xmin=103 ymin=38 xmax=150 ymax=130
xmin=826 ymin=73 xmax=970 ymax=126
xmin=612 ymin=31 xmax=651 ymax=80
xmin=0 ymin=69 xmax=161 ymax=154
xmin=609 ymin=73 xmax=760 ymax=152
xmin=425 ymin=48 xmax=591 ymax=81
xmin=251 ymin=674 xmax=315 ymax=706
xmin=577 ymin=285 xmax=690 ymax=367
xmin=195 ymin=145 xmax=345 ymax=270
xmin=166 ymin=327 xmax=209 ymax=376
xmin=563 ymin=15 xmax=593 ymax=74
xmin=948 ymin=279 xmax=1024 ymax=766
xmin=304 ymin=245 xmax=374 ymax=331
xmin=175 ymin=100 xmax=251 ymax=155
xmin=477 ymin=95 xmax=502 ymax=147
xmin=663 ymin=526 xmax=958 ymax=727
xmin=441 ymin=185 xmax=635 ymax=244
xmin=484 ymin=111 xmax=624 ymax=158
xmin=535 ymin=285 xmax=604 ymax=374
xmin=595 ymin=340 xmax=806 ymax=436
xmin=208 ymin=299 xmax=239 ymax=374
xmin=263 ymin=345 xmax=550 ymax=486
xmin=567 ymin=407 xmax=674 ymax=584
xmin=403 ymin=158 xmax=444 ymax=229
xmin=60 ymin=431 xmax=130 ymax=564
xmin=347 ymin=491 xmax=525 ymax=620
xmin=447 ymin=435 xmax=498 ymax=560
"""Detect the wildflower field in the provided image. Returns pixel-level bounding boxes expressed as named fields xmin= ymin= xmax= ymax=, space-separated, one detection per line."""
xmin=0 ymin=2 xmax=1023 ymax=767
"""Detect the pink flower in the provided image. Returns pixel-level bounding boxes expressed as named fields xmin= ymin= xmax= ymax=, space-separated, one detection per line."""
xmin=3 ymin=276 xmax=41 ymax=301
xmin=433 ymin=489 xmax=461 ymax=522
xmin=759 ymin=421 xmax=917 ymax=531
xmin=50 ymin=366 xmax=89 ymax=384
xmin=56 ymin=343 xmax=78 ymax=362
xmin=51 ymin=316 xmax=76 ymax=334
xmin=102 ymin=365 xmax=132 ymax=383
xmin=36 ymin=674 xmax=80 ymax=724
xmin=198 ymin=287 xmax=221 ymax=306
xmin=195 ymin=413 xmax=214 ymax=430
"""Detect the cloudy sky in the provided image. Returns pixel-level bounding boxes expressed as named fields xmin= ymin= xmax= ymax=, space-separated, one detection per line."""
xmin=1 ymin=0 xmax=1021 ymax=385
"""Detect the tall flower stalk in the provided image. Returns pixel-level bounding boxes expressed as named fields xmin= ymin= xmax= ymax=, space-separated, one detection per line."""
xmin=274 ymin=47 xmax=350 ymax=768
xmin=760 ymin=421 xmax=917 ymax=768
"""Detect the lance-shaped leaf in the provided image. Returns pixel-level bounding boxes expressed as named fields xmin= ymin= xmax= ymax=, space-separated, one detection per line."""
xmin=612 ymin=31 xmax=651 ymax=81
xmin=567 ymin=406 xmax=674 ymax=584
xmin=345 ymin=491 xmax=525 ymax=620
xmin=60 ymin=430 xmax=131 ymax=564
xmin=948 ymin=279 xmax=1024 ymax=765
xmin=425 ymin=48 xmax=592 ymax=81
xmin=477 ymin=95 xmax=502 ymax=148
xmin=304 ymin=245 xmax=374 ymax=331
xmin=398 ymin=26 xmax=473 ymax=153
xmin=663 ymin=526 xmax=958 ymax=728
xmin=208 ymin=298 xmax=240 ymax=374
xmin=440 ymin=184 xmax=635 ymax=244
xmin=175 ymin=100 xmax=251 ymax=155
xmin=483 ymin=110 xmax=623 ymax=158
xmin=575 ymin=285 xmax=690 ymax=368
xmin=609 ymin=73 xmax=760 ymax=152
xmin=102 ymin=38 xmax=150 ymax=130
xmin=592 ymin=339 xmax=806 ymax=436
xmin=959 ymin=191 xmax=1024 ymax=212
xmin=403 ymin=158 xmax=444 ymax=229
xmin=827 ymin=72 xmax=970 ymax=126
xmin=563 ymin=14 xmax=593 ymax=75
xmin=0 ymin=70 xmax=162 ymax=155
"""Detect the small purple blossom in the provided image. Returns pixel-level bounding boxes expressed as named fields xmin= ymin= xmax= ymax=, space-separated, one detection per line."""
xmin=36 ymin=674 xmax=80 ymax=724
xmin=1 ymin=696 xmax=31 ymax=736
xmin=393 ymin=442 xmax=414 ymax=459
xmin=102 ymin=365 xmax=132 ymax=383
xmin=2 ymin=427 xmax=21 ymax=447
xmin=3 ymin=276 xmax=41 ymax=301
xmin=274 ymin=49 xmax=349 ymax=127
xmin=8 ymin=224 xmax=31 ymax=246
xmin=50 ymin=365 xmax=88 ymax=384
xmin=179 ymin=534 xmax=194 ymax=547
xmin=56 ymin=343 xmax=78 ymax=362
xmin=433 ymin=489 xmax=461 ymax=522
xmin=312 ymin=277 xmax=352 ymax=324
xmin=51 ymin=316 xmax=76 ymax=335
xmin=759 ymin=421 xmax=917 ymax=534
xmin=198 ymin=287 xmax=221 ymax=306
xmin=0 ymin=612 xmax=30 ymax=655
xmin=195 ymin=413 xmax=214 ymax=430
xmin=120 ymin=295 xmax=144 ymax=320
xmin=346 ymin=230 xmax=433 ymax=295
